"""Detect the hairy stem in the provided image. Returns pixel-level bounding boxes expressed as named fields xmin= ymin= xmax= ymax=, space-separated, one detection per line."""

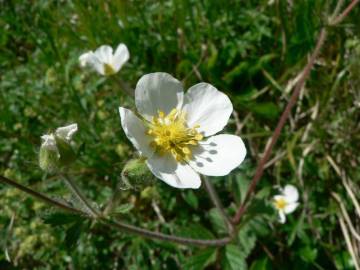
xmin=113 ymin=76 xmax=135 ymax=97
xmin=61 ymin=174 xmax=100 ymax=218
xmin=330 ymin=0 xmax=359 ymax=25
xmin=203 ymin=176 xmax=234 ymax=235
xmin=0 ymin=175 xmax=83 ymax=214
xmin=103 ymin=218 xmax=231 ymax=247
xmin=0 ymin=175 xmax=231 ymax=247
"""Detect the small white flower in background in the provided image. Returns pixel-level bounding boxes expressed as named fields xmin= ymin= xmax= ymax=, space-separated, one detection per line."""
xmin=119 ymin=72 xmax=247 ymax=189
xmin=273 ymin=185 xmax=299 ymax=223
xmin=39 ymin=124 xmax=78 ymax=173
xmin=79 ymin=43 xmax=129 ymax=76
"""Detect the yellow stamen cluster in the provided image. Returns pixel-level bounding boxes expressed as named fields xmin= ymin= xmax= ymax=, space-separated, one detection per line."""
xmin=274 ymin=198 xmax=287 ymax=210
xmin=147 ymin=109 xmax=203 ymax=162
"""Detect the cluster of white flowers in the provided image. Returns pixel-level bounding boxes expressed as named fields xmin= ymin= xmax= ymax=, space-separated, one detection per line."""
xmin=39 ymin=42 xmax=299 ymax=224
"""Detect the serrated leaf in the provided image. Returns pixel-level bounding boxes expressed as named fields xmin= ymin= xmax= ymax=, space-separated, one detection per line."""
xmin=223 ymin=245 xmax=247 ymax=270
xmin=209 ymin=208 xmax=227 ymax=234
xmin=183 ymin=248 xmax=217 ymax=270
xmin=238 ymin=225 xmax=257 ymax=257
xmin=42 ymin=212 xmax=82 ymax=226
xmin=244 ymin=199 xmax=274 ymax=220
xmin=178 ymin=223 xmax=215 ymax=240
xmin=250 ymin=258 xmax=270 ymax=270
xmin=65 ymin=221 xmax=84 ymax=250
xmin=233 ymin=173 xmax=250 ymax=204
xmin=113 ymin=203 xmax=134 ymax=214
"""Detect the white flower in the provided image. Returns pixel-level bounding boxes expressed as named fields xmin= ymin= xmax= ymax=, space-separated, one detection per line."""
xmin=79 ymin=44 xmax=129 ymax=76
xmin=273 ymin=185 xmax=299 ymax=223
xmin=41 ymin=123 xmax=78 ymax=153
xmin=119 ymin=72 xmax=247 ymax=189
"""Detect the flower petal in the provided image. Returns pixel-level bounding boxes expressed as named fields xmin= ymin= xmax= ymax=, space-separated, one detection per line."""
xmin=278 ymin=210 xmax=286 ymax=224
xmin=146 ymin=154 xmax=201 ymax=189
xmin=112 ymin=43 xmax=130 ymax=72
xmin=283 ymin=185 xmax=299 ymax=203
xmin=182 ymin=83 xmax=233 ymax=136
xmin=56 ymin=123 xmax=78 ymax=141
xmin=79 ymin=51 xmax=104 ymax=75
xmin=41 ymin=134 xmax=57 ymax=150
xmin=284 ymin=202 xmax=299 ymax=214
xmin=189 ymin=134 xmax=246 ymax=176
xmin=79 ymin=51 xmax=93 ymax=67
xmin=94 ymin=45 xmax=113 ymax=64
xmin=135 ymin=73 xmax=184 ymax=120
xmin=119 ymin=107 xmax=154 ymax=158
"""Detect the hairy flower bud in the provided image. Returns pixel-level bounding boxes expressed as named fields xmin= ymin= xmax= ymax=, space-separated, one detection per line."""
xmin=121 ymin=158 xmax=154 ymax=189
xmin=39 ymin=140 xmax=60 ymax=173
xmin=39 ymin=124 xmax=78 ymax=173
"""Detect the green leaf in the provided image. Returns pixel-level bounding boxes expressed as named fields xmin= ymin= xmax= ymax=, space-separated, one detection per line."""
xmin=245 ymin=199 xmax=274 ymax=218
xmin=65 ymin=221 xmax=84 ymax=250
xmin=248 ymin=102 xmax=280 ymax=120
xmin=178 ymin=223 xmax=215 ymax=240
xmin=223 ymin=62 xmax=250 ymax=83
xmin=182 ymin=190 xmax=199 ymax=210
xmin=232 ymin=173 xmax=250 ymax=204
xmin=207 ymin=43 xmax=218 ymax=69
xmin=223 ymin=245 xmax=247 ymax=270
xmin=113 ymin=203 xmax=134 ymax=214
xmin=299 ymin=246 xmax=318 ymax=263
xmin=42 ymin=212 xmax=82 ymax=227
xmin=250 ymin=258 xmax=270 ymax=270
xmin=209 ymin=208 xmax=228 ymax=234
xmin=287 ymin=210 xmax=305 ymax=246
xmin=238 ymin=225 xmax=257 ymax=257
xmin=183 ymin=248 xmax=217 ymax=270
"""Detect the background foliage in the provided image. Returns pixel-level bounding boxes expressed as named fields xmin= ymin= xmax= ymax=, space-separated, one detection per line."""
xmin=0 ymin=0 xmax=360 ymax=269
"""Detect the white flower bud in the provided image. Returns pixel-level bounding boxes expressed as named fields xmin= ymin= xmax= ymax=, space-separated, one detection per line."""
xmin=39 ymin=124 xmax=78 ymax=173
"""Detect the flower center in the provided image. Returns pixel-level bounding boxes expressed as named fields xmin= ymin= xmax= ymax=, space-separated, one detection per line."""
xmin=104 ymin=63 xmax=115 ymax=75
xmin=274 ymin=198 xmax=287 ymax=210
xmin=146 ymin=109 xmax=203 ymax=162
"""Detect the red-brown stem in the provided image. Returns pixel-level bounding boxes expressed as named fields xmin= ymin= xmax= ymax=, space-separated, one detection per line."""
xmin=232 ymin=0 xmax=359 ymax=225
xmin=330 ymin=0 xmax=359 ymax=25
xmin=232 ymin=0 xmax=360 ymax=224
xmin=232 ymin=29 xmax=327 ymax=224
xmin=0 ymin=175 xmax=230 ymax=247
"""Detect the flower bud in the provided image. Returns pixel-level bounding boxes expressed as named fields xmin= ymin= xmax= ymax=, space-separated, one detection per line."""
xmin=121 ymin=158 xmax=154 ymax=189
xmin=39 ymin=124 xmax=78 ymax=173
xmin=55 ymin=136 xmax=76 ymax=166
xmin=39 ymin=135 xmax=61 ymax=173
